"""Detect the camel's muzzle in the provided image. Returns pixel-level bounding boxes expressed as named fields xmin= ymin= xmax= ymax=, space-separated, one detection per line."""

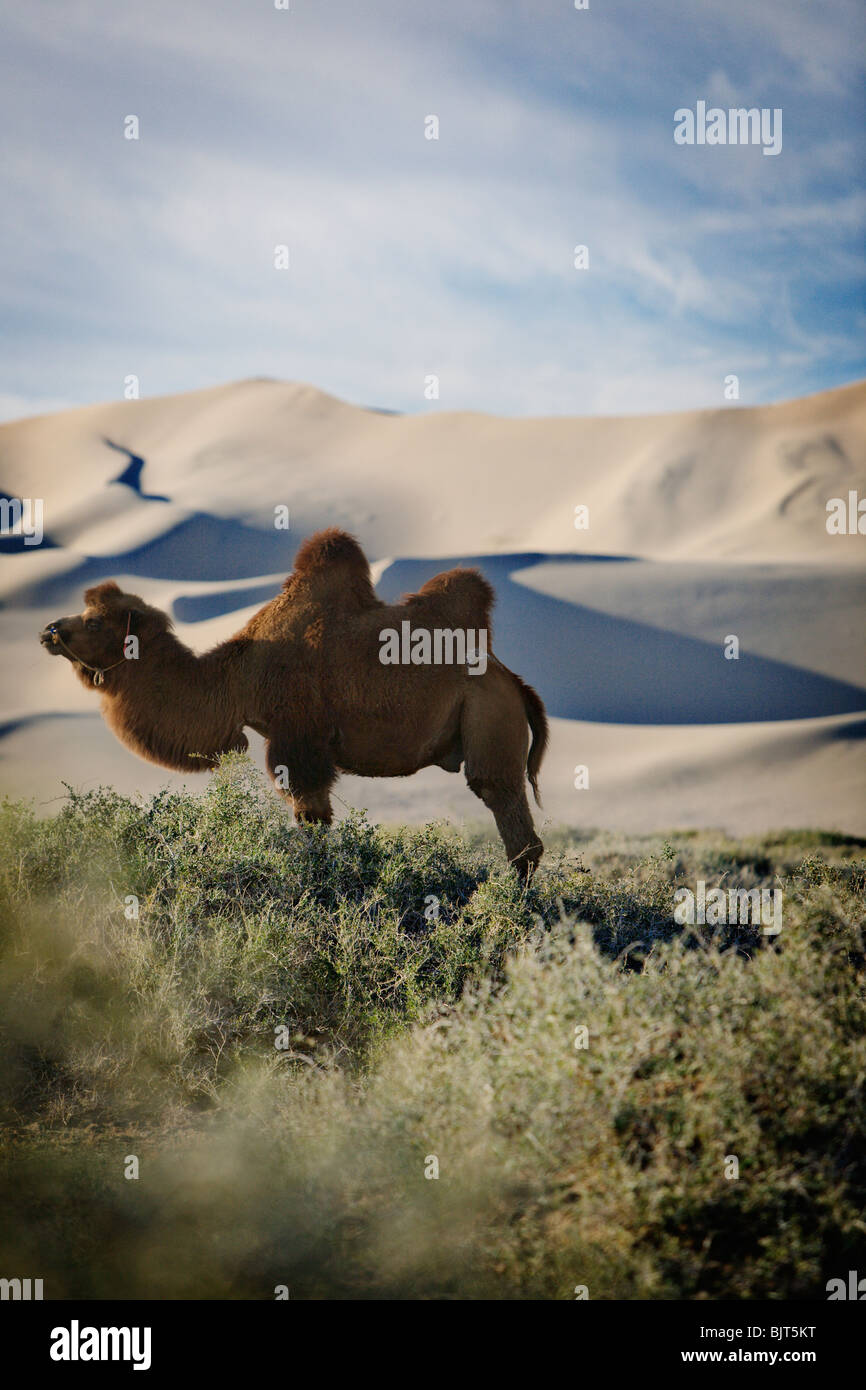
xmin=40 ymin=623 xmax=69 ymax=654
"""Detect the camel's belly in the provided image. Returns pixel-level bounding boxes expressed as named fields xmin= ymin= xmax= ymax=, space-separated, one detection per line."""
xmin=335 ymin=731 xmax=428 ymax=778
xmin=337 ymin=752 xmax=426 ymax=778
xmin=334 ymin=710 xmax=461 ymax=778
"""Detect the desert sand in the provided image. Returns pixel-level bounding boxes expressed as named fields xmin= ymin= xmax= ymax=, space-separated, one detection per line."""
xmin=1 ymin=377 xmax=864 ymax=833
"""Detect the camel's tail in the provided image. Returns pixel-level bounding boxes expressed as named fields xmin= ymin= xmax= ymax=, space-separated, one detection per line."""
xmin=517 ymin=676 xmax=549 ymax=807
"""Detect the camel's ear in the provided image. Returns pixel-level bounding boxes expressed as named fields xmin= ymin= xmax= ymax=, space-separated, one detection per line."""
xmin=124 ymin=598 xmax=170 ymax=630
xmin=84 ymin=580 xmax=122 ymax=606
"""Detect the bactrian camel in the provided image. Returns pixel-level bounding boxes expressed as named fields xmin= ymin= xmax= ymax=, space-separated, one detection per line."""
xmin=40 ymin=529 xmax=548 ymax=877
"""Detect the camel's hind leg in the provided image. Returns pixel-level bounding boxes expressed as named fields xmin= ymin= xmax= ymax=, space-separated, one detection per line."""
xmin=462 ymin=680 xmax=543 ymax=882
xmin=473 ymin=782 xmax=542 ymax=884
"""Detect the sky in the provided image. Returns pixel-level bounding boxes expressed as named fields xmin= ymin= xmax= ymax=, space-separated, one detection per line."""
xmin=1 ymin=0 xmax=864 ymax=420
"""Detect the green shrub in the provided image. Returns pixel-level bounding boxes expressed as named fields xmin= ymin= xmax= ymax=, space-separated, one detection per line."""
xmin=0 ymin=758 xmax=863 ymax=1298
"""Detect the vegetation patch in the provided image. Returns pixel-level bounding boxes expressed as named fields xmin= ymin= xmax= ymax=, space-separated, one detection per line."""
xmin=1 ymin=756 xmax=863 ymax=1298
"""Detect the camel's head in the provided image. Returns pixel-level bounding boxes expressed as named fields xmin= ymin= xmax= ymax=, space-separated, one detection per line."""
xmin=39 ymin=581 xmax=168 ymax=687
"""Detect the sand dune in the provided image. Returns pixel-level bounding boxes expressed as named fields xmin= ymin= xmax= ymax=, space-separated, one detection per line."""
xmin=3 ymin=376 xmax=865 ymax=562
xmin=1 ymin=377 xmax=864 ymax=832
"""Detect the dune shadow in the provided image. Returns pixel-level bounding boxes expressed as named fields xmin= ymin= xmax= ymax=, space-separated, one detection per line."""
xmin=0 ymin=711 xmax=96 ymax=742
xmin=103 ymin=439 xmax=170 ymax=502
xmin=376 ymin=555 xmax=866 ymax=725
xmin=14 ymin=515 xmax=300 ymax=607
xmin=826 ymin=717 xmax=866 ymax=741
xmin=173 ymin=582 xmax=282 ymax=623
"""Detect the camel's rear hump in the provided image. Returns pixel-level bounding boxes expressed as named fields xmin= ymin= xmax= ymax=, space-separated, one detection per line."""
xmin=403 ymin=568 xmax=494 ymax=634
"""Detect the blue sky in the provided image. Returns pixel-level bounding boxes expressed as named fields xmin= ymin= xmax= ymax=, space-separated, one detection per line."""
xmin=1 ymin=0 xmax=864 ymax=419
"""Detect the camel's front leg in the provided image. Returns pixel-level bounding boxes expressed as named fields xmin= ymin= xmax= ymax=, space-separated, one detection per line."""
xmin=291 ymin=787 xmax=334 ymax=824
xmin=265 ymin=731 xmax=335 ymax=825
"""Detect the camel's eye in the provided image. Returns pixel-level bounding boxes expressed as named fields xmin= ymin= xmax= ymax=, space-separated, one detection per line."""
xmin=85 ymin=617 xmax=103 ymax=631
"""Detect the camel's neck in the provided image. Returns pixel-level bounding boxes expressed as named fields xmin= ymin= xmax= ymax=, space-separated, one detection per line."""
xmin=100 ymin=631 xmax=248 ymax=773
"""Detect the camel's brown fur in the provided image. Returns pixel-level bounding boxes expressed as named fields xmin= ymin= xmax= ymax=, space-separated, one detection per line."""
xmin=40 ymin=529 xmax=548 ymax=877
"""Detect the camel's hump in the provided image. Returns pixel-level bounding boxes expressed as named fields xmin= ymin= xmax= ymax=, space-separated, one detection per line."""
xmin=405 ymin=567 xmax=494 ymax=632
xmin=284 ymin=528 xmax=379 ymax=607
xmin=285 ymin=529 xmax=371 ymax=584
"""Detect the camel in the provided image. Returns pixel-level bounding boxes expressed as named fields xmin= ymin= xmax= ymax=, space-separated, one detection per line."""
xmin=39 ymin=529 xmax=548 ymax=878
